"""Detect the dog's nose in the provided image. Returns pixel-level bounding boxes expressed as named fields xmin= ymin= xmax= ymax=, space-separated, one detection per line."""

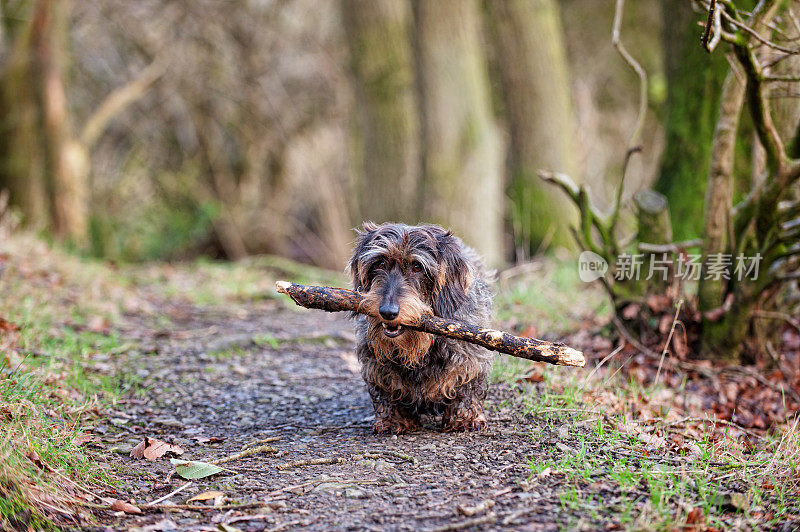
xmin=379 ymin=303 xmax=399 ymax=321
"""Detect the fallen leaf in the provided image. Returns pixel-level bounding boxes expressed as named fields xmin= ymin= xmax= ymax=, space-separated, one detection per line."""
xmin=187 ymin=490 xmax=224 ymax=503
xmin=718 ymin=492 xmax=749 ymax=511
xmin=26 ymin=449 xmax=51 ymax=471
xmin=110 ymin=499 xmax=142 ymax=514
xmin=658 ymin=314 xmax=673 ymax=335
xmin=686 ymin=506 xmax=704 ymax=524
xmin=0 ymin=317 xmax=19 ymax=332
xmin=130 ymin=437 xmax=184 ymax=460
xmin=192 ymin=436 xmax=226 ymax=444
xmin=73 ymin=433 xmax=101 ymax=446
xmin=621 ymin=304 xmax=640 ymax=321
xmin=170 ymin=459 xmax=225 ymax=480
xmin=87 ymin=315 xmax=111 ymax=334
xmin=521 ymin=370 xmax=544 ymax=383
xmin=646 ymin=294 xmax=671 ymax=313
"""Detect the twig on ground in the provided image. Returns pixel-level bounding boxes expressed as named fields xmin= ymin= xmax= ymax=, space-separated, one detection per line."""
xmin=51 ymin=468 xmax=114 ymax=505
xmin=607 ymin=448 xmax=741 ymax=467
xmin=264 ymin=478 xmax=377 ymax=498
xmin=655 ymin=299 xmax=684 ymax=386
xmin=502 ymin=507 xmax=538 ymax=526
xmin=425 ymin=512 xmax=497 ymax=532
xmin=276 ymin=457 xmax=346 ymax=470
xmin=678 ymin=361 xmax=800 ymax=403
xmin=146 ymin=482 xmax=192 ymax=506
xmin=267 ymin=521 xmax=304 ymax=532
xmin=145 ymin=501 xmax=269 ymax=512
xmin=210 ymin=444 xmax=278 ymax=465
xmin=579 ymin=344 xmax=624 ymax=391
xmin=225 ymin=514 xmax=273 ymax=525
xmin=661 ymin=415 xmax=768 ymax=442
xmin=611 ymin=316 xmax=658 ymax=357
xmin=363 ymin=450 xmax=417 ymax=464
xmin=243 ymin=436 xmax=281 ymax=450
xmin=754 ymin=310 xmax=800 ymax=333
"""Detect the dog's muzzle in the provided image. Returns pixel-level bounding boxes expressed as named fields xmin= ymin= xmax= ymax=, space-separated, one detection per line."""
xmin=381 ymin=322 xmax=405 ymax=338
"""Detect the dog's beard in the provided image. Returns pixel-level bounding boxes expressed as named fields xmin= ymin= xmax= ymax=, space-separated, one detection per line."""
xmin=359 ymin=282 xmax=435 ymax=367
xmin=367 ymin=320 xmax=434 ymax=368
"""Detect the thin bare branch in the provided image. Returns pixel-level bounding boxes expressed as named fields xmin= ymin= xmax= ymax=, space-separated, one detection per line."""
xmin=702 ymin=0 xmax=722 ymax=52
xmin=80 ymin=56 xmax=167 ymax=148
xmin=764 ymin=74 xmax=800 ymax=82
xmin=733 ymin=41 xmax=787 ymax=172
xmin=609 ymin=0 xmax=648 ymax=236
xmin=723 ymin=11 xmax=800 ymax=54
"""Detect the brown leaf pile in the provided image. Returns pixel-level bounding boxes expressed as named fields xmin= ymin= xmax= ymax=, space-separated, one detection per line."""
xmin=572 ymin=321 xmax=800 ymax=434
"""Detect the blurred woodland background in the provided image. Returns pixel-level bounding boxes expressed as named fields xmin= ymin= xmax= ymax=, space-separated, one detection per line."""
xmin=0 ymin=0 xmax=666 ymax=267
xmin=1 ymin=0 xmax=799 ymax=361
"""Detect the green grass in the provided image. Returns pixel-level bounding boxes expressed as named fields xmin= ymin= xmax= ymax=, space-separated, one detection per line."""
xmin=494 ymin=257 xmax=609 ymax=334
xmin=489 ymin=354 xmax=800 ymax=530
xmin=0 ymin=238 xmax=136 ymax=529
xmin=489 ymin=255 xmax=799 ymax=530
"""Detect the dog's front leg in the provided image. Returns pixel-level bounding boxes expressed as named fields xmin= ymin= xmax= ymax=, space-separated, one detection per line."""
xmin=369 ymin=386 xmax=420 ymax=434
xmin=442 ymin=385 xmax=488 ymax=432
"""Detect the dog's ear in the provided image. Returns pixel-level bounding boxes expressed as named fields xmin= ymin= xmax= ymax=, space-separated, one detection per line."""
xmin=432 ymin=230 xmax=472 ymax=318
xmin=348 ymin=222 xmax=379 ymax=291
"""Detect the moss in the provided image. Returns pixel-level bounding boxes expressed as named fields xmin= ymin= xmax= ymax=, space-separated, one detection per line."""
xmin=654 ymin=1 xmax=730 ymax=241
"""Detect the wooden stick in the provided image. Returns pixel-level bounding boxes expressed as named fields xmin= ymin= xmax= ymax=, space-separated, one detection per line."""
xmin=275 ymin=281 xmax=585 ymax=367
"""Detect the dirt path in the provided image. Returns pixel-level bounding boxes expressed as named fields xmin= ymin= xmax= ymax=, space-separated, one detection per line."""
xmin=92 ymin=297 xmax=591 ymax=531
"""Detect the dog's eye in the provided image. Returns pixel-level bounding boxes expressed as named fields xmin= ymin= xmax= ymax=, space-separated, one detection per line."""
xmin=411 ymin=261 xmax=423 ymax=273
xmin=376 ymin=259 xmax=387 ymax=270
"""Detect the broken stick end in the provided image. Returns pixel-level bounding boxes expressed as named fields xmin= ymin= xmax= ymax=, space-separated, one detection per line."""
xmin=562 ymin=347 xmax=586 ymax=368
xmin=275 ymin=280 xmax=292 ymax=294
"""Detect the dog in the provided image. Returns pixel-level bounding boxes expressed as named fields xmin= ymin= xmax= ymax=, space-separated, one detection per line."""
xmin=348 ymin=222 xmax=494 ymax=434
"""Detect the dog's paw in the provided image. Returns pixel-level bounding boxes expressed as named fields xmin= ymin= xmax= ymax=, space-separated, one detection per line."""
xmin=442 ymin=407 xmax=487 ymax=432
xmin=373 ymin=414 xmax=420 ymax=435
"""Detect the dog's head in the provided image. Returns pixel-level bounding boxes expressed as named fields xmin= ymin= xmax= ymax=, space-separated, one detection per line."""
xmin=348 ymin=222 xmax=472 ymax=366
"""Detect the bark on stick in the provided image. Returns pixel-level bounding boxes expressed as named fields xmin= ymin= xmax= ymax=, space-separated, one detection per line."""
xmin=276 ymin=281 xmax=585 ymax=367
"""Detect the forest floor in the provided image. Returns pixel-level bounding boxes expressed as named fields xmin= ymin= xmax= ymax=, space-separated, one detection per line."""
xmin=1 ymin=235 xmax=799 ymax=531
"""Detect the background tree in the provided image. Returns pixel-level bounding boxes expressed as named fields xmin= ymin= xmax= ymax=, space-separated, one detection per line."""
xmin=0 ymin=0 xmax=86 ymax=242
xmin=547 ymin=0 xmax=800 ymax=362
xmin=485 ymin=0 xmax=580 ymax=254
xmin=413 ymin=0 xmax=503 ymax=266
xmin=340 ymin=0 xmax=420 ymax=223
xmin=654 ymin=0 xmax=729 ymax=240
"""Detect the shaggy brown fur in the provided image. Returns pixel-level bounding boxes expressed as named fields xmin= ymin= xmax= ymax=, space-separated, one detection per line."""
xmin=348 ymin=222 xmax=494 ymax=434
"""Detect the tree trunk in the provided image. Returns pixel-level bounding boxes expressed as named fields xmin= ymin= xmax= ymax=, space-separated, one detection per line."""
xmin=614 ymin=190 xmax=672 ymax=302
xmin=698 ymin=68 xmax=745 ymax=313
xmin=413 ymin=0 xmax=503 ymax=266
xmin=340 ymin=0 xmax=420 ymax=223
xmin=484 ymin=0 xmax=580 ymax=253
xmin=771 ymin=3 xmax=800 ymax=157
xmin=655 ymin=0 xmax=729 ymax=241
xmin=32 ymin=0 xmax=86 ymax=242
xmin=0 ymin=0 xmax=87 ymax=243
xmin=0 ymin=1 xmax=48 ymax=229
